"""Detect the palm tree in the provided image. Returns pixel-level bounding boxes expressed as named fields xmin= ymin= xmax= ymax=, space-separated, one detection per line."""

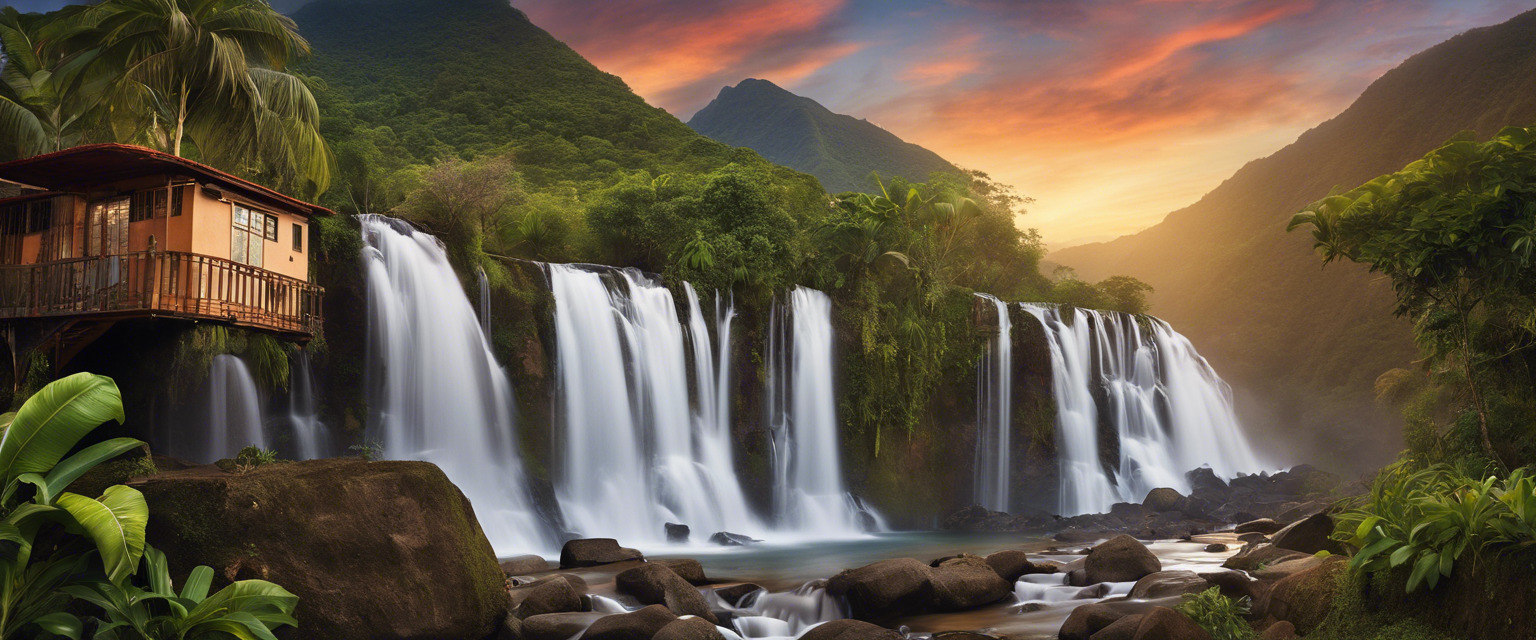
xmin=76 ymin=0 xmax=331 ymax=196
xmin=0 ymin=7 xmax=107 ymax=159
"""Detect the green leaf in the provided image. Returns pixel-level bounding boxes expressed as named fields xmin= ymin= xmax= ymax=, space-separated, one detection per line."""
xmin=55 ymin=485 xmax=148 ymax=582
xmin=1389 ymin=544 xmax=1415 ymax=567
xmin=0 ymin=373 xmax=124 ymax=488
xmin=181 ymin=565 xmax=214 ymax=602
xmin=39 ymin=438 xmax=145 ymax=505
xmin=33 ymin=612 xmax=82 ymax=639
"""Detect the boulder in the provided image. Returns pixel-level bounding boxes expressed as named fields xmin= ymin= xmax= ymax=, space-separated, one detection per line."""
xmin=524 ymin=612 xmax=605 ymax=640
xmin=985 ymin=549 xmax=1048 ymax=581
xmin=1237 ymin=533 xmax=1269 ymax=544
xmin=1186 ymin=468 xmax=1229 ymax=497
xmin=512 ymin=575 xmax=585 ymax=618
xmin=1091 ymin=614 xmax=1144 ymax=640
xmin=709 ymin=531 xmax=761 ymax=546
xmin=1060 ymin=602 xmax=1141 ymax=640
xmin=653 ymin=559 xmax=708 ymax=585
xmin=1251 ymin=556 xmax=1325 ymax=582
xmin=929 ymin=555 xmax=1012 ymax=610
xmin=1143 ymin=488 xmax=1185 ymax=512
xmin=615 ymin=564 xmax=719 ymax=623
xmin=1197 ymin=571 xmax=1262 ymax=602
xmin=1132 ymin=607 xmax=1212 ymax=640
xmin=1221 ymin=543 xmax=1307 ymax=572
xmin=1085 ymin=535 xmax=1162 ymax=584
xmin=665 ymin=523 xmax=690 ymax=543
xmin=1235 ymin=519 xmax=1283 ymax=535
xmin=498 ymin=613 xmax=523 ymax=640
xmin=581 ymin=605 xmax=678 ymax=640
xmin=1128 ymin=571 xmax=1209 ymax=599
xmin=1204 ymin=544 xmax=1228 ymax=553
xmin=1263 ymin=557 xmax=1344 ymax=635
xmin=1259 ymin=621 xmax=1298 ymax=640
xmin=1269 ymin=513 xmax=1341 ymax=555
xmin=137 ymin=459 xmax=507 ymax=640
xmin=712 ymin=583 xmax=763 ymax=607
xmin=800 ymin=619 xmax=903 ymax=640
xmin=654 ymin=616 xmax=725 ymax=640
xmin=503 ymin=555 xmax=552 ymax=575
xmin=562 ymin=539 xmax=644 ymax=568
xmin=826 ymin=558 xmax=934 ymax=620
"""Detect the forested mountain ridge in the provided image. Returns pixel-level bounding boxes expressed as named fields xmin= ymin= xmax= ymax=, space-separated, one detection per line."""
xmin=688 ymin=79 xmax=961 ymax=193
xmin=1050 ymin=8 xmax=1536 ymax=468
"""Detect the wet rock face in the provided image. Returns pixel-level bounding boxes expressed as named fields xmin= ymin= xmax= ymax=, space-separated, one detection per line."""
xmin=1128 ymin=570 xmax=1209 ymax=599
xmin=615 ymin=564 xmax=719 ymax=624
xmin=799 ymin=619 xmax=903 ymax=640
xmin=825 ymin=558 xmax=935 ymax=620
xmin=1269 ymin=513 xmax=1342 ymax=555
xmin=928 ymin=555 xmax=1012 ymax=610
xmin=512 ymin=575 xmax=586 ymax=618
xmin=138 ymin=459 xmax=507 ymax=640
xmin=580 ymin=605 xmax=678 ymax=640
xmin=652 ymin=559 xmax=709 ymax=585
xmin=562 ymin=538 xmax=645 ymax=568
xmin=665 ymin=523 xmax=690 ymax=543
xmin=1084 ymin=535 xmax=1162 ymax=584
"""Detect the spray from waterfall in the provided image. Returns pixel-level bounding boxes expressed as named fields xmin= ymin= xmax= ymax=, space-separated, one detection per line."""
xmin=974 ymin=294 xmax=1012 ymax=512
xmin=360 ymin=214 xmax=551 ymax=554
xmin=1020 ymin=304 xmax=1263 ymax=516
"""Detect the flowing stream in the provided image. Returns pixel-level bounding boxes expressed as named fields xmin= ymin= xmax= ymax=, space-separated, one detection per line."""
xmin=360 ymin=214 xmax=551 ymax=554
xmin=1018 ymin=304 xmax=1263 ymax=515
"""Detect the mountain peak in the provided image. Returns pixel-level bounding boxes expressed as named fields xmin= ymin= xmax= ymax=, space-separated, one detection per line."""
xmin=688 ymin=80 xmax=958 ymax=193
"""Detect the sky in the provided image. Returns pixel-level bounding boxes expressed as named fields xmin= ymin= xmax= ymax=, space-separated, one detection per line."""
xmin=511 ymin=0 xmax=1534 ymax=247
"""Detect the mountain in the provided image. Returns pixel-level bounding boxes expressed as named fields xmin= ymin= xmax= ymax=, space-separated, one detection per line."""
xmin=687 ymin=79 xmax=961 ymax=193
xmin=1050 ymin=9 xmax=1536 ymax=470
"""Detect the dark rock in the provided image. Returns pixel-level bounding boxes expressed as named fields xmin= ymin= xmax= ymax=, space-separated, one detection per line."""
xmin=1237 ymin=533 xmax=1269 ymax=544
xmin=512 ymin=575 xmax=585 ymax=618
xmin=1235 ymin=519 xmax=1283 ymax=535
xmin=1091 ymin=614 xmax=1144 ymax=640
xmin=562 ymin=539 xmax=644 ymax=568
xmin=709 ymin=531 xmax=761 ymax=546
xmin=653 ymin=559 xmax=708 ymax=585
xmin=1132 ymin=607 xmax=1212 ymax=640
xmin=665 ymin=523 xmax=690 ymax=543
xmin=615 ymin=564 xmax=718 ymax=623
xmin=1056 ymin=529 xmax=1109 ymax=543
xmin=1143 ymin=488 xmax=1185 ymax=512
xmin=1060 ymin=602 xmax=1136 ymax=640
xmin=1259 ymin=621 xmax=1298 ymax=640
xmin=929 ymin=554 xmax=1012 ymax=610
xmin=1204 ymin=543 xmax=1228 ymax=553
xmin=1221 ymin=543 xmax=1307 ymax=572
xmin=1085 ymin=535 xmax=1162 ymax=584
xmin=984 ymin=550 xmax=1048 ymax=581
xmin=653 ymin=616 xmax=724 ymax=640
xmin=1075 ymin=583 xmax=1113 ymax=599
xmin=499 ymin=613 xmax=523 ymax=640
xmin=503 ymin=555 xmax=552 ymax=575
xmin=1112 ymin=502 xmax=1150 ymax=519
xmin=1251 ymin=556 xmax=1325 ymax=582
xmin=1128 ymin=571 xmax=1208 ymax=599
xmin=712 ymin=583 xmax=763 ymax=607
xmin=137 ymin=459 xmax=508 ymax=640
xmin=524 ymin=613 xmax=605 ymax=640
xmin=1263 ymin=557 xmax=1344 ymax=635
xmin=580 ymin=605 xmax=678 ymax=640
xmin=1197 ymin=571 xmax=1261 ymax=602
xmin=799 ymin=619 xmax=902 ymax=640
xmin=1186 ymin=467 xmax=1230 ymax=498
xmin=826 ymin=558 xmax=934 ymax=620
xmin=1269 ymin=513 xmax=1341 ymax=555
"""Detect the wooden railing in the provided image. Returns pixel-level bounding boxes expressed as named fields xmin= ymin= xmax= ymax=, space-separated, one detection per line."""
xmin=0 ymin=251 xmax=322 ymax=336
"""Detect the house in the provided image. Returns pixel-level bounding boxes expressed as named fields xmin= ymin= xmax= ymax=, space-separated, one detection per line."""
xmin=0 ymin=144 xmax=331 ymax=379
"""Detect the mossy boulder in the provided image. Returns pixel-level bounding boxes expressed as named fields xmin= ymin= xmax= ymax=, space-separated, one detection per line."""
xmin=135 ymin=458 xmax=508 ymax=640
xmin=1263 ymin=556 xmax=1345 ymax=634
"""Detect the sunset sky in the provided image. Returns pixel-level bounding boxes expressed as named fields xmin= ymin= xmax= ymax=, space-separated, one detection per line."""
xmin=513 ymin=0 xmax=1533 ymax=247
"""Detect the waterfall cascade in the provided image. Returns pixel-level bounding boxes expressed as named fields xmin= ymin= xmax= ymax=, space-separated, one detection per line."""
xmin=287 ymin=349 xmax=327 ymax=460
xmin=766 ymin=287 xmax=877 ymax=534
xmin=360 ymin=214 xmax=551 ymax=554
xmin=1020 ymin=304 xmax=1263 ymax=516
xmin=549 ymin=264 xmax=761 ymax=543
xmin=974 ymin=294 xmax=1013 ymax=512
xmin=179 ymin=354 xmax=265 ymax=463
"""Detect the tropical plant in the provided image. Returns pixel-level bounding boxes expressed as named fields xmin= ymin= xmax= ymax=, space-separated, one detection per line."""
xmin=65 ymin=545 xmax=298 ymax=639
xmin=233 ymin=446 xmax=277 ymax=473
xmin=1175 ymin=587 xmax=1254 ymax=640
xmin=0 ymin=372 xmax=144 ymax=639
xmin=0 ymin=7 xmax=109 ymax=159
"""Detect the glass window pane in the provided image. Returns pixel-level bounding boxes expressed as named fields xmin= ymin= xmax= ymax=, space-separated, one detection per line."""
xmin=264 ymin=215 xmax=277 ymax=241
xmin=249 ymin=230 xmax=262 ymax=267
xmin=292 ymin=223 xmax=302 ymax=252
xmin=233 ymin=205 xmax=248 ymax=227
xmin=232 ymin=227 xmax=246 ymax=264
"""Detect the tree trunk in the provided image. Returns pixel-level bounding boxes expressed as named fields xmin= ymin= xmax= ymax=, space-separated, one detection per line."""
xmin=172 ymin=79 xmax=188 ymax=157
xmin=1461 ymin=318 xmax=1506 ymax=472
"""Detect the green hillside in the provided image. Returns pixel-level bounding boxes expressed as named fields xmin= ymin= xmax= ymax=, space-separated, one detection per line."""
xmin=687 ymin=79 xmax=961 ymax=193
xmin=1050 ymin=8 xmax=1536 ymax=470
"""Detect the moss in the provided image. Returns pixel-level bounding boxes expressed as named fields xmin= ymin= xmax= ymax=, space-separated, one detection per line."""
xmin=1308 ymin=569 xmax=1456 ymax=640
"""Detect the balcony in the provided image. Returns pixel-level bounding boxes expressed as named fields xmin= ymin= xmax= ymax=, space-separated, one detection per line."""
xmin=0 ymin=251 xmax=323 ymax=337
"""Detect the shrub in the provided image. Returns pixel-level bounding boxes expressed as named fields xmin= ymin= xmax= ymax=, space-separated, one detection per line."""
xmin=234 ymin=446 xmax=280 ymax=473
xmin=1175 ymin=587 xmax=1254 ymax=640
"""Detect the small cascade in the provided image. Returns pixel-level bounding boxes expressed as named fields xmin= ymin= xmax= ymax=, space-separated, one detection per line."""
xmin=1020 ymin=304 xmax=1263 ymax=516
xmin=548 ymin=264 xmax=761 ymax=542
xmin=360 ymin=214 xmax=551 ymax=555
xmin=766 ymin=287 xmax=875 ymax=534
xmin=974 ymin=294 xmax=1013 ymax=512
xmin=729 ymin=582 xmax=845 ymax=639
xmin=287 ymin=349 xmax=328 ymax=460
xmin=191 ymin=354 xmax=265 ymax=463
xmin=476 ymin=264 xmax=492 ymax=336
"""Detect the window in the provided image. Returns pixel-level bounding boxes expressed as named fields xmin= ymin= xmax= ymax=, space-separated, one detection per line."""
xmin=129 ymin=185 xmax=187 ymax=222
xmin=292 ymin=223 xmax=303 ymax=252
xmin=231 ymin=204 xmax=264 ymax=267
xmin=263 ymin=213 xmax=278 ymax=241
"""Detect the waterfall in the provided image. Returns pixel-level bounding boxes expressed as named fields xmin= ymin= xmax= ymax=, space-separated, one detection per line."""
xmin=476 ymin=265 xmax=492 ymax=336
xmin=360 ymin=214 xmax=551 ymax=555
xmin=548 ymin=264 xmax=761 ymax=542
xmin=974 ymin=294 xmax=1012 ymax=512
xmin=765 ymin=287 xmax=874 ymax=534
xmin=190 ymin=354 xmax=265 ymax=463
xmin=1020 ymin=304 xmax=1262 ymax=516
xmin=683 ymin=284 xmax=762 ymax=533
xmin=287 ymin=349 xmax=327 ymax=460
